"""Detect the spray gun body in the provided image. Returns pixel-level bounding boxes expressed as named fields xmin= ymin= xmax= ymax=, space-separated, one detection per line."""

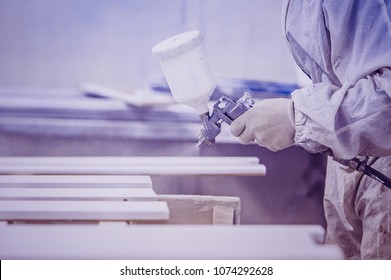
xmin=198 ymin=92 xmax=255 ymax=148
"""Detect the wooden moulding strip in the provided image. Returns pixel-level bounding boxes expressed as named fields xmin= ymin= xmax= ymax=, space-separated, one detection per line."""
xmin=0 ymin=157 xmax=266 ymax=176
xmin=0 ymin=201 xmax=169 ymax=221
xmin=0 ymin=156 xmax=260 ymax=166
xmin=0 ymin=188 xmax=157 ymax=201
xmin=0 ymin=175 xmax=153 ymax=188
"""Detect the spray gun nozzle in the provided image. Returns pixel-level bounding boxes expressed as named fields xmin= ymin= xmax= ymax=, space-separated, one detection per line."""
xmin=197 ymin=112 xmax=221 ymax=148
xmin=197 ymin=130 xmax=215 ymax=148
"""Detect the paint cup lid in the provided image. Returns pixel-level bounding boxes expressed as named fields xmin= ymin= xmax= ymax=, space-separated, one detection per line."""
xmin=152 ymin=30 xmax=203 ymax=60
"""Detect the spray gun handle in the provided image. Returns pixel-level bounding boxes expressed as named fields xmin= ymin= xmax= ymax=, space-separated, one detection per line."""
xmin=226 ymin=92 xmax=255 ymax=121
xmin=212 ymin=97 xmax=237 ymax=124
xmin=211 ymin=92 xmax=255 ymax=124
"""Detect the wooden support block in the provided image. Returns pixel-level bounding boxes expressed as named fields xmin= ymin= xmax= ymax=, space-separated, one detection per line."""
xmin=0 ymin=201 xmax=169 ymax=221
xmin=0 ymin=175 xmax=152 ymax=188
xmin=213 ymin=205 xmax=235 ymax=225
xmin=0 ymin=188 xmax=157 ymax=201
xmin=133 ymin=195 xmax=241 ymax=225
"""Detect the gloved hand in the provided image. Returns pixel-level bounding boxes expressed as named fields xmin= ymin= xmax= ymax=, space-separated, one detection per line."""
xmin=230 ymin=98 xmax=295 ymax=151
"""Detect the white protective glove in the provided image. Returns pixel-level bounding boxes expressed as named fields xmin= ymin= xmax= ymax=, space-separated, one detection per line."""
xmin=230 ymin=98 xmax=295 ymax=151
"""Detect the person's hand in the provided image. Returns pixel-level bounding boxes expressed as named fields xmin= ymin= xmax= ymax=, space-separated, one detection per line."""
xmin=230 ymin=98 xmax=295 ymax=151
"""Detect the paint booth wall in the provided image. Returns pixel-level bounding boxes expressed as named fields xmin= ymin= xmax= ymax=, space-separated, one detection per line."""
xmin=0 ymin=0 xmax=296 ymax=88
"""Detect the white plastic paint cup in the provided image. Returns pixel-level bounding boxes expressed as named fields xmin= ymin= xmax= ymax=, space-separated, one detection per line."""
xmin=152 ymin=30 xmax=215 ymax=115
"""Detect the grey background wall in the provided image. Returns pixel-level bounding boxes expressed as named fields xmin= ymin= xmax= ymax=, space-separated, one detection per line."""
xmin=0 ymin=0 xmax=296 ymax=88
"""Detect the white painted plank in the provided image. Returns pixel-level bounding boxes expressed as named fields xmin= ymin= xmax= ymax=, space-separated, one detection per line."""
xmin=0 ymin=201 xmax=169 ymax=221
xmin=0 ymin=175 xmax=152 ymax=188
xmin=0 ymin=157 xmax=266 ymax=175
xmin=0 ymin=224 xmax=343 ymax=259
xmin=0 ymin=156 xmax=260 ymax=166
xmin=0 ymin=188 xmax=157 ymax=201
xmin=0 ymin=165 xmax=266 ymax=176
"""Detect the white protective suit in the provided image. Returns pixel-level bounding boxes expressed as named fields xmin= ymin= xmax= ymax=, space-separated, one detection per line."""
xmin=282 ymin=0 xmax=391 ymax=259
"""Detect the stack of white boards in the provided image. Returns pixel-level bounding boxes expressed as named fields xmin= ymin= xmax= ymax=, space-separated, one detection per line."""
xmin=0 ymin=156 xmax=266 ymax=223
xmin=0 ymin=157 xmax=344 ymax=259
xmin=0 ymin=175 xmax=169 ymax=222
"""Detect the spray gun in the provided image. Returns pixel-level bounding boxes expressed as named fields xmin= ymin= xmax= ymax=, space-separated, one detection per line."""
xmin=198 ymin=92 xmax=255 ymax=147
xmin=152 ymin=30 xmax=252 ymax=147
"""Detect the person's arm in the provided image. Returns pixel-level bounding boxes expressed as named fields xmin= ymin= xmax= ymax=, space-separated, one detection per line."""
xmin=232 ymin=0 xmax=391 ymax=158
xmin=292 ymin=68 xmax=391 ymax=159
xmin=287 ymin=0 xmax=391 ymax=159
